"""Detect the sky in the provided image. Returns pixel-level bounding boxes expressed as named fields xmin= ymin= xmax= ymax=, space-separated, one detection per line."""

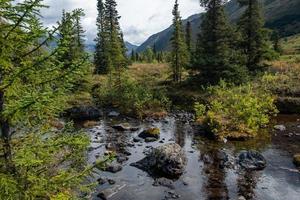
xmin=38 ymin=0 xmax=203 ymax=45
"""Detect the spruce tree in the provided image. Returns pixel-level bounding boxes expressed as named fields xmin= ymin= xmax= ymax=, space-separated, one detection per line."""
xmin=104 ymin=0 xmax=126 ymax=83
xmin=237 ymin=0 xmax=271 ymax=72
xmin=0 ymin=1 xmax=90 ymax=198
xmin=171 ymin=0 xmax=189 ymax=83
xmin=185 ymin=21 xmax=192 ymax=53
xmin=94 ymin=0 xmax=109 ymax=74
xmin=194 ymin=0 xmax=247 ymax=84
xmin=131 ymin=50 xmax=135 ymax=62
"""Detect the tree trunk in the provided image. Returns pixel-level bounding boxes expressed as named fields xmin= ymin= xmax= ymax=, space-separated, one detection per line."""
xmin=0 ymin=90 xmax=15 ymax=174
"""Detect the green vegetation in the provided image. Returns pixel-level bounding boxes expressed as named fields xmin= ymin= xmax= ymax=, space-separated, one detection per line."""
xmin=0 ymin=1 xmax=95 ymax=199
xmin=94 ymin=72 xmax=170 ymax=118
xmin=193 ymin=0 xmax=249 ymax=84
xmin=170 ymin=0 xmax=189 ymax=83
xmin=94 ymin=0 xmax=127 ymax=75
xmin=194 ymin=80 xmax=278 ymax=140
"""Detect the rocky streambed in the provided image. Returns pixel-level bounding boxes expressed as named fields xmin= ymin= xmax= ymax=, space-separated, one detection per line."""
xmin=82 ymin=112 xmax=300 ymax=200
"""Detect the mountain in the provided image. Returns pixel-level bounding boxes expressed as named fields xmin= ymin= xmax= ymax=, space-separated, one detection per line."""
xmin=136 ymin=0 xmax=300 ymax=53
xmin=125 ymin=41 xmax=138 ymax=55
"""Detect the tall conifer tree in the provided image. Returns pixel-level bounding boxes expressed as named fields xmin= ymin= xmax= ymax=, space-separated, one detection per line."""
xmin=237 ymin=0 xmax=271 ymax=72
xmin=185 ymin=21 xmax=192 ymax=53
xmin=194 ymin=0 xmax=247 ymax=84
xmin=171 ymin=0 xmax=189 ymax=83
xmin=94 ymin=0 xmax=109 ymax=74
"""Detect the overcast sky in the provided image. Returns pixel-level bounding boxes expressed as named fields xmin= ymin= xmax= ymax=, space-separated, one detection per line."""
xmin=38 ymin=0 xmax=203 ymax=45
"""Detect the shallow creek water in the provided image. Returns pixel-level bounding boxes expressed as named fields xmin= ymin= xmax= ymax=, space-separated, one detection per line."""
xmin=85 ymin=114 xmax=300 ymax=200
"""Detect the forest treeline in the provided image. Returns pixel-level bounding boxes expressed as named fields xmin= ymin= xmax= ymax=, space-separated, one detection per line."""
xmin=0 ymin=0 xmax=294 ymax=199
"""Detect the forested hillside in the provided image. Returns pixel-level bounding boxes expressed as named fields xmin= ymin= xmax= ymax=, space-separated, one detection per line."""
xmin=137 ymin=0 xmax=300 ymax=52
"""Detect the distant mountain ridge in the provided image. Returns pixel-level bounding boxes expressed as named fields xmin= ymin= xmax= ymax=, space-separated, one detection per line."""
xmin=136 ymin=0 xmax=300 ymax=53
xmin=125 ymin=41 xmax=138 ymax=55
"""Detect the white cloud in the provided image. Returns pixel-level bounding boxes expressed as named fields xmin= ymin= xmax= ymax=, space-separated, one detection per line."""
xmin=38 ymin=0 xmax=203 ymax=45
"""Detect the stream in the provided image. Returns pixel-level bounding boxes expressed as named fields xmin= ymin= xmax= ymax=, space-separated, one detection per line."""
xmin=83 ymin=113 xmax=300 ymax=200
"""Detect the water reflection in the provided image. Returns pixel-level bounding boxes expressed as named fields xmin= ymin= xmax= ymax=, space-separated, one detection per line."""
xmin=237 ymin=170 xmax=261 ymax=200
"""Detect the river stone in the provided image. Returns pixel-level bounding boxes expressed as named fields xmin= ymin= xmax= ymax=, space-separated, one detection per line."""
xmin=133 ymin=137 xmax=142 ymax=142
xmin=293 ymin=154 xmax=300 ymax=167
xmin=108 ymin=111 xmax=120 ymax=117
xmin=104 ymin=163 xmax=123 ymax=173
xmin=66 ymin=106 xmax=103 ymax=121
xmin=97 ymin=183 xmax=126 ymax=200
xmin=112 ymin=123 xmax=138 ymax=131
xmin=138 ymin=128 xmax=160 ymax=139
xmin=238 ymin=151 xmax=267 ymax=170
xmin=274 ymin=125 xmax=286 ymax=131
xmin=130 ymin=143 xmax=187 ymax=177
xmin=145 ymin=137 xmax=158 ymax=143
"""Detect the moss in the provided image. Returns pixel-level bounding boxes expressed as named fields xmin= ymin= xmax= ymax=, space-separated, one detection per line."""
xmin=293 ymin=154 xmax=300 ymax=167
xmin=146 ymin=128 xmax=160 ymax=136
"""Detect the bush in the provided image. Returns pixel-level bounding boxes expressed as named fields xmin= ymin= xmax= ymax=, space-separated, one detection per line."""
xmin=94 ymin=73 xmax=170 ymax=118
xmin=195 ymin=81 xmax=278 ymax=140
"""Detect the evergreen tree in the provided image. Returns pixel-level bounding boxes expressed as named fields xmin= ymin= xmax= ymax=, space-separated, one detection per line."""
xmin=237 ymin=0 xmax=271 ymax=72
xmin=104 ymin=0 xmax=127 ymax=83
xmin=194 ymin=0 xmax=247 ymax=84
xmin=185 ymin=21 xmax=192 ymax=53
xmin=131 ymin=50 xmax=136 ymax=62
xmin=171 ymin=0 xmax=189 ymax=83
xmin=0 ymin=1 xmax=90 ymax=198
xmin=94 ymin=0 xmax=109 ymax=74
xmin=153 ymin=43 xmax=157 ymax=61
xmin=57 ymin=9 xmax=86 ymax=69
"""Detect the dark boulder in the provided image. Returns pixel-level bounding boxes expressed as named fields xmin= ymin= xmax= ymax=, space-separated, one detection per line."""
xmin=130 ymin=143 xmax=187 ymax=177
xmin=238 ymin=151 xmax=267 ymax=170
xmin=66 ymin=106 xmax=102 ymax=121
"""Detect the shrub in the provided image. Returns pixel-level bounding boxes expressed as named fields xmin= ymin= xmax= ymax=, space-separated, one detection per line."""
xmin=94 ymin=73 xmax=171 ymax=118
xmin=195 ymin=81 xmax=278 ymax=140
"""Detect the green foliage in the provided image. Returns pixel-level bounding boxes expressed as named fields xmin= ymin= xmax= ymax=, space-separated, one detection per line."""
xmin=195 ymin=81 xmax=278 ymax=139
xmin=94 ymin=73 xmax=170 ymax=118
xmin=0 ymin=1 xmax=92 ymax=199
xmin=171 ymin=0 xmax=189 ymax=83
xmin=237 ymin=0 xmax=276 ymax=72
xmin=94 ymin=0 xmax=127 ymax=74
xmin=0 ymin=123 xmax=91 ymax=200
xmin=194 ymin=0 xmax=248 ymax=85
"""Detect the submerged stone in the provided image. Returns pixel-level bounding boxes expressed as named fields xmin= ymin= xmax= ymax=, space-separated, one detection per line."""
xmin=274 ymin=125 xmax=286 ymax=131
xmin=238 ymin=151 xmax=267 ymax=170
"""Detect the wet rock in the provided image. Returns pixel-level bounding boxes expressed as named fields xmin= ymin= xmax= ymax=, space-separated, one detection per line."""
xmin=238 ymin=196 xmax=246 ymax=200
xmin=112 ymin=123 xmax=138 ymax=131
xmin=238 ymin=151 xmax=267 ymax=170
xmin=97 ymin=183 xmax=126 ymax=200
xmin=108 ymin=179 xmax=116 ymax=185
xmin=293 ymin=154 xmax=300 ymax=167
xmin=97 ymin=177 xmax=107 ymax=185
xmin=116 ymin=155 xmax=128 ymax=163
xmin=66 ymin=106 xmax=102 ymax=121
xmin=108 ymin=111 xmax=120 ymax=117
xmin=274 ymin=125 xmax=286 ymax=131
xmin=133 ymin=137 xmax=142 ymax=143
xmin=145 ymin=137 xmax=158 ymax=143
xmin=138 ymin=128 xmax=160 ymax=139
xmin=153 ymin=177 xmax=174 ymax=189
xmin=104 ymin=163 xmax=123 ymax=173
xmin=130 ymin=143 xmax=187 ymax=177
